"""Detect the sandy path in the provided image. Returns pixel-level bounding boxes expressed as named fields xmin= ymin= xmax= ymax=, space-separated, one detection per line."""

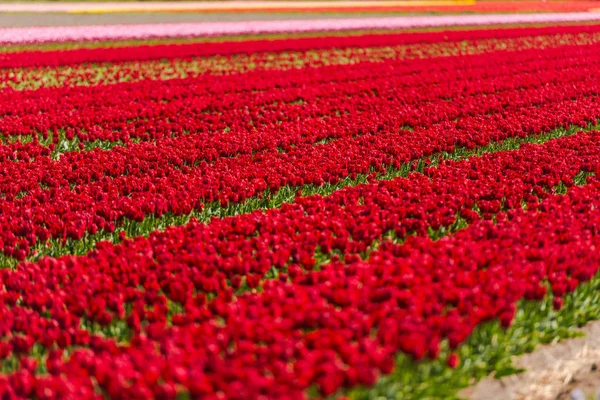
xmin=461 ymin=320 xmax=600 ymax=400
xmin=0 ymin=12 xmax=402 ymax=28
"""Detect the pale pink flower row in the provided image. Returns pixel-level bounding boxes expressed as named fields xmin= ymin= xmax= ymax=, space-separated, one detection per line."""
xmin=1 ymin=13 xmax=599 ymax=44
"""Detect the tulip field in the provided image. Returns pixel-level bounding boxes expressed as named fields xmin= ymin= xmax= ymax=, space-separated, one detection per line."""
xmin=2 ymin=18 xmax=600 ymax=399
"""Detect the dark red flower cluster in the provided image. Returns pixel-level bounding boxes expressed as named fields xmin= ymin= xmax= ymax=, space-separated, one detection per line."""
xmin=7 ymin=28 xmax=600 ymax=92
xmin=0 ymin=41 xmax=598 ymax=261
xmin=3 ymin=24 xmax=600 ymax=69
xmin=2 ymin=40 xmax=596 ymax=145
xmin=1 ymin=129 xmax=600 ymax=398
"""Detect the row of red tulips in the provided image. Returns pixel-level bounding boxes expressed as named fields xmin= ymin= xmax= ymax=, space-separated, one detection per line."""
xmin=1 ymin=129 xmax=599 ymax=398
xmin=4 ymin=24 xmax=600 ymax=70
xmin=2 ymin=41 xmax=595 ymax=152
xmin=5 ymin=25 xmax=600 ymax=92
xmin=0 ymin=41 xmax=598 ymax=262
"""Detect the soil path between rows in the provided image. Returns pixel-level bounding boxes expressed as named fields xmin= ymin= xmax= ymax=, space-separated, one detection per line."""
xmin=460 ymin=320 xmax=600 ymax=400
xmin=0 ymin=12 xmax=400 ymax=28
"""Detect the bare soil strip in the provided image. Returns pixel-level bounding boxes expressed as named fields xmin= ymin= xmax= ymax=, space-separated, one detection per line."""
xmin=461 ymin=321 xmax=600 ymax=400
